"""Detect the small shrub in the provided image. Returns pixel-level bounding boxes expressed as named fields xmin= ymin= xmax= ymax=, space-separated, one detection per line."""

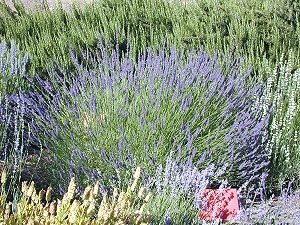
xmin=257 ymin=50 xmax=300 ymax=190
xmin=144 ymin=153 xmax=228 ymax=224
xmin=0 ymin=38 xmax=56 ymax=196
xmin=0 ymin=41 xmax=36 ymax=203
xmin=0 ymin=91 xmax=48 ymax=204
xmin=31 ymin=38 xmax=269 ymax=196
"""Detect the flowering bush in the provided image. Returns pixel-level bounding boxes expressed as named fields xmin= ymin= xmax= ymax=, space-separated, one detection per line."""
xmin=0 ymin=40 xmax=34 ymax=203
xmin=144 ymin=152 xmax=228 ymax=224
xmin=29 ymin=38 xmax=270 ymax=196
xmin=235 ymin=185 xmax=300 ymax=224
xmin=256 ymin=50 xmax=300 ymax=189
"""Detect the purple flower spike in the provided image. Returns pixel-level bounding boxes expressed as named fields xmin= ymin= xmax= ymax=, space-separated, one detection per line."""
xmin=28 ymin=36 xmax=270 ymax=193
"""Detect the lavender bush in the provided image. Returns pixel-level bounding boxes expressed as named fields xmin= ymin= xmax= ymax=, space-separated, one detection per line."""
xmin=235 ymin=184 xmax=300 ymax=224
xmin=0 ymin=40 xmax=33 ymax=203
xmin=0 ymin=40 xmax=55 ymax=205
xmin=31 ymin=38 xmax=269 ymax=194
xmin=0 ymin=92 xmax=32 ymax=204
xmin=144 ymin=152 xmax=229 ymax=224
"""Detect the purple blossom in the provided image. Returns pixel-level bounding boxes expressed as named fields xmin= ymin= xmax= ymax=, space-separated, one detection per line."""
xmin=27 ymin=37 xmax=270 ymax=194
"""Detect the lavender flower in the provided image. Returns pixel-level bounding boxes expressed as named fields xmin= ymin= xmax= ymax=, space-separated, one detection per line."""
xmin=0 ymin=40 xmax=29 ymax=96
xmin=145 ymin=152 xmax=229 ymax=224
xmin=235 ymin=184 xmax=300 ymax=224
xmin=0 ymin=39 xmax=54 ymax=201
xmin=0 ymin=92 xmax=34 ymax=203
xmin=30 ymin=37 xmax=269 ymax=195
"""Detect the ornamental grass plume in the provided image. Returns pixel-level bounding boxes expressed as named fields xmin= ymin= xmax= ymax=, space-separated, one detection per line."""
xmin=30 ymin=36 xmax=269 ymax=194
xmin=0 ymin=166 xmax=152 ymax=224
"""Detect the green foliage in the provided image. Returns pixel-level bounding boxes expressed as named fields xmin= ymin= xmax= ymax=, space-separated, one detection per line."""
xmin=0 ymin=0 xmax=299 ymax=80
xmin=145 ymin=191 xmax=199 ymax=224
xmin=0 ymin=0 xmax=300 ymax=223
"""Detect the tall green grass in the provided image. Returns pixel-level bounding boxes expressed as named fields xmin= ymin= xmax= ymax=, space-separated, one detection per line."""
xmin=0 ymin=0 xmax=299 ymax=82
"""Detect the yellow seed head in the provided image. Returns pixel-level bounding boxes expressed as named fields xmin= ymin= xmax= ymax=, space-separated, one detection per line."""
xmin=1 ymin=169 xmax=7 ymax=184
xmin=49 ymin=201 xmax=57 ymax=215
xmin=67 ymin=178 xmax=76 ymax=200
xmin=56 ymin=199 xmax=62 ymax=214
xmin=117 ymin=191 xmax=125 ymax=203
xmin=139 ymin=204 xmax=145 ymax=215
xmin=4 ymin=203 xmax=11 ymax=215
xmin=45 ymin=186 xmax=52 ymax=202
xmin=82 ymin=186 xmax=92 ymax=200
xmin=21 ymin=181 xmax=29 ymax=194
xmin=134 ymin=167 xmax=141 ymax=180
xmin=26 ymin=181 xmax=35 ymax=198
xmin=98 ymin=195 xmax=108 ymax=218
xmin=130 ymin=180 xmax=138 ymax=192
xmin=86 ymin=201 xmax=95 ymax=217
xmin=38 ymin=190 xmax=45 ymax=201
xmin=83 ymin=112 xmax=91 ymax=127
xmin=93 ymin=181 xmax=100 ymax=198
xmin=32 ymin=191 xmax=40 ymax=204
xmin=130 ymin=167 xmax=142 ymax=191
xmin=138 ymin=187 xmax=145 ymax=198
xmin=69 ymin=200 xmax=79 ymax=223
xmin=113 ymin=188 xmax=119 ymax=198
xmin=101 ymin=194 xmax=107 ymax=204
xmin=144 ymin=192 xmax=152 ymax=203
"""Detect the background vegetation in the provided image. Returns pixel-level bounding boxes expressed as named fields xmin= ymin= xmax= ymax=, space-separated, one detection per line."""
xmin=0 ymin=0 xmax=299 ymax=79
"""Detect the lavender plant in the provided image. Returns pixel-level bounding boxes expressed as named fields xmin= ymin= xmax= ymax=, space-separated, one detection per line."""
xmin=144 ymin=152 xmax=229 ymax=224
xmin=0 ymin=40 xmax=29 ymax=96
xmin=0 ymin=40 xmax=33 ymax=203
xmin=255 ymin=50 xmax=300 ymax=190
xmin=31 ymin=38 xmax=269 ymax=195
xmin=0 ymin=93 xmax=30 ymax=203
xmin=235 ymin=183 xmax=300 ymax=224
xmin=0 ymin=40 xmax=50 ymax=204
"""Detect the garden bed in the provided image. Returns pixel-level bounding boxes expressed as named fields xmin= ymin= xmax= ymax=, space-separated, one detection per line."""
xmin=0 ymin=0 xmax=299 ymax=224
